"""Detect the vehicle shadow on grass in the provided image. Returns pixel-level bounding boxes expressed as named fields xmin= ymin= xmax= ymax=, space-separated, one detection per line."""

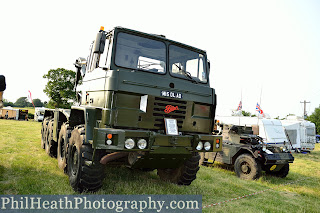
xmin=97 ymin=166 xmax=200 ymax=195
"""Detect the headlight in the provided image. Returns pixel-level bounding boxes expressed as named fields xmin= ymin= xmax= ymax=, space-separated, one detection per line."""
xmin=137 ymin=139 xmax=147 ymax=149
xmin=106 ymin=134 xmax=113 ymax=145
xmin=125 ymin=138 xmax=135 ymax=149
xmin=204 ymin=142 xmax=211 ymax=151
xmin=196 ymin=142 xmax=203 ymax=150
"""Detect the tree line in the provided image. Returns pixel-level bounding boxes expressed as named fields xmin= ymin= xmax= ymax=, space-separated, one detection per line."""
xmin=307 ymin=108 xmax=320 ymax=135
xmin=3 ymin=97 xmax=46 ymax=108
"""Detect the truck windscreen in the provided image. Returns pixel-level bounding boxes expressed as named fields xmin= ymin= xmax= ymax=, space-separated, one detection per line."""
xmin=115 ymin=32 xmax=166 ymax=73
xmin=169 ymin=45 xmax=207 ymax=83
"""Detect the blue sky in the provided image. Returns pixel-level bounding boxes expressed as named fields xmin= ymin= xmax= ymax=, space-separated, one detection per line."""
xmin=1 ymin=0 xmax=319 ymax=118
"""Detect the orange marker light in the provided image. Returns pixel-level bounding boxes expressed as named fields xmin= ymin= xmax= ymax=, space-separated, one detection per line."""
xmin=107 ymin=134 xmax=112 ymax=139
xmin=100 ymin=26 xmax=105 ymax=31
xmin=216 ymin=139 xmax=220 ymax=144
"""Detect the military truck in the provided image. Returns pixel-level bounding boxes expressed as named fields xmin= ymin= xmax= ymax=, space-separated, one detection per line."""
xmin=41 ymin=26 xmax=222 ymax=192
xmin=200 ymin=123 xmax=294 ymax=180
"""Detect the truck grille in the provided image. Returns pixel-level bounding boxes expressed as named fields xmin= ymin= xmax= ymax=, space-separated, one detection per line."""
xmin=153 ymin=97 xmax=187 ymax=129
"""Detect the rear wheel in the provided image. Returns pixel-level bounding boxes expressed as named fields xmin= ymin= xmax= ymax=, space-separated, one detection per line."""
xmin=41 ymin=117 xmax=50 ymax=149
xmin=57 ymin=123 xmax=71 ymax=173
xmin=67 ymin=126 xmax=105 ymax=193
xmin=157 ymin=153 xmax=200 ymax=185
xmin=265 ymin=164 xmax=289 ymax=178
xmin=45 ymin=119 xmax=57 ymax=157
xmin=234 ymin=154 xmax=261 ymax=180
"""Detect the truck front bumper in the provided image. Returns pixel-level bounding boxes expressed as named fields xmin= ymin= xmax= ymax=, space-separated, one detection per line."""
xmin=92 ymin=128 xmax=222 ymax=154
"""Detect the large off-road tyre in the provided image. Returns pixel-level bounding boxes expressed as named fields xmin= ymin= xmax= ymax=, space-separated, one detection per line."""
xmin=67 ymin=126 xmax=105 ymax=193
xmin=57 ymin=123 xmax=72 ymax=173
xmin=41 ymin=117 xmax=50 ymax=149
xmin=234 ymin=154 xmax=261 ymax=180
xmin=45 ymin=119 xmax=57 ymax=158
xmin=157 ymin=153 xmax=200 ymax=185
xmin=265 ymin=164 xmax=289 ymax=178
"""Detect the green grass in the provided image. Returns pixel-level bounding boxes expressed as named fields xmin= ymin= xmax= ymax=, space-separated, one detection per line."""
xmin=0 ymin=119 xmax=319 ymax=212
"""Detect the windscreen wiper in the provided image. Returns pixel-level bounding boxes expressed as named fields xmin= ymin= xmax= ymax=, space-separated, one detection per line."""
xmin=173 ymin=63 xmax=197 ymax=83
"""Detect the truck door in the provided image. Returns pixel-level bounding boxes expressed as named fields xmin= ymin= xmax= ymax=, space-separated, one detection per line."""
xmin=78 ymin=33 xmax=113 ymax=108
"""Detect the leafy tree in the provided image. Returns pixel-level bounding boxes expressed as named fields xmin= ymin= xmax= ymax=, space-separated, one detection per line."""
xmin=307 ymin=106 xmax=320 ymax=134
xmin=3 ymin=99 xmax=14 ymax=107
xmin=43 ymin=68 xmax=76 ymax=108
xmin=33 ymin=98 xmax=44 ymax=107
xmin=14 ymin=97 xmax=29 ymax=107
xmin=242 ymin=110 xmax=251 ymax=117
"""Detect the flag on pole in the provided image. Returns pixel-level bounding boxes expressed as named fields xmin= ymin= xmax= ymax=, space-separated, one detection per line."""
xmin=28 ymin=90 xmax=35 ymax=108
xmin=256 ymin=103 xmax=264 ymax=115
xmin=237 ymin=101 xmax=242 ymax=111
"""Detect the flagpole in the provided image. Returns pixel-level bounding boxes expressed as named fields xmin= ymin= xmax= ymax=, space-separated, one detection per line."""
xmin=257 ymin=86 xmax=262 ymax=126
xmin=260 ymin=87 xmax=262 ymax=110
xmin=239 ymin=89 xmax=242 ymax=125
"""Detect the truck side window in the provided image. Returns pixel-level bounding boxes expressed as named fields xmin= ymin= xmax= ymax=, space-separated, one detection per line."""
xmin=87 ymin=36 xmax=110 ymax=72
xmin=186 ymin=55 xmax=206 ymax=82
xmin=86 ymin=42 xmax=94 ymax=73
xmin=99 ymin=36 xmax=111 ymax=68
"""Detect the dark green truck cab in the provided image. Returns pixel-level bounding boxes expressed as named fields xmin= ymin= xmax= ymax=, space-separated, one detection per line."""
xmin=42 ymin=27 xmax=222 ymax=192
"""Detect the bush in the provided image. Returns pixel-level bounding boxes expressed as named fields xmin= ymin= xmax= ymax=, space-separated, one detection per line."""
xmin=28 ymin=113 xmax=34 ymax=119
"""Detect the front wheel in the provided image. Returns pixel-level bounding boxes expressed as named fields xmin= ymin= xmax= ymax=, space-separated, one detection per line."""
xmin=67 ymin=126 xmax=105 ymax=193
xmin=157 ymin=153 xmax=200 ymax=185
xmin=234 ymin=154 xmax=261 ymax=180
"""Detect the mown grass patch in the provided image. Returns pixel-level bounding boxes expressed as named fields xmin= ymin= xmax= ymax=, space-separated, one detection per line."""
xmin=0 ymin=119 xmax=319 ymax=212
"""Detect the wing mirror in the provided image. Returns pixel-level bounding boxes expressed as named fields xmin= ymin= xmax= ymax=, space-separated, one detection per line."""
xmin=74 ymin=57 xmax=87 ymax=88
xmin=75 ymin=57 xmax=87 ymax=76
xmin=94 ymin=31 xmax=106 ymax=54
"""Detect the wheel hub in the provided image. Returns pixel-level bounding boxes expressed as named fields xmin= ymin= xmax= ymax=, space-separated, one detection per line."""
xmin=71 ymin=148 xmax=79 ymax=176
xmin=241 ymin=162 xmax=251 ymax=174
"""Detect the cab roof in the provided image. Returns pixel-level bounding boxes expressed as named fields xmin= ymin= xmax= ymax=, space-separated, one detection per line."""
xmin=113 ymin=26 xmax=207 ymax=54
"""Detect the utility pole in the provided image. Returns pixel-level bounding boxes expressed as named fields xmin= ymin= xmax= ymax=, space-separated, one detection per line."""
xmin=300 ymin=100 xmax=310 ymax=119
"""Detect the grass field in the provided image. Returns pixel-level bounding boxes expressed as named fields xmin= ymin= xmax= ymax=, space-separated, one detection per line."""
xmin=0 ymin=119 xmax=319 ymax=212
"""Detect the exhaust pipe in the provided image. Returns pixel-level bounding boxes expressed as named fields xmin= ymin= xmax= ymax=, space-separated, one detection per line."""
xmin=100 ymin=152 xmax=129 ymax=165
